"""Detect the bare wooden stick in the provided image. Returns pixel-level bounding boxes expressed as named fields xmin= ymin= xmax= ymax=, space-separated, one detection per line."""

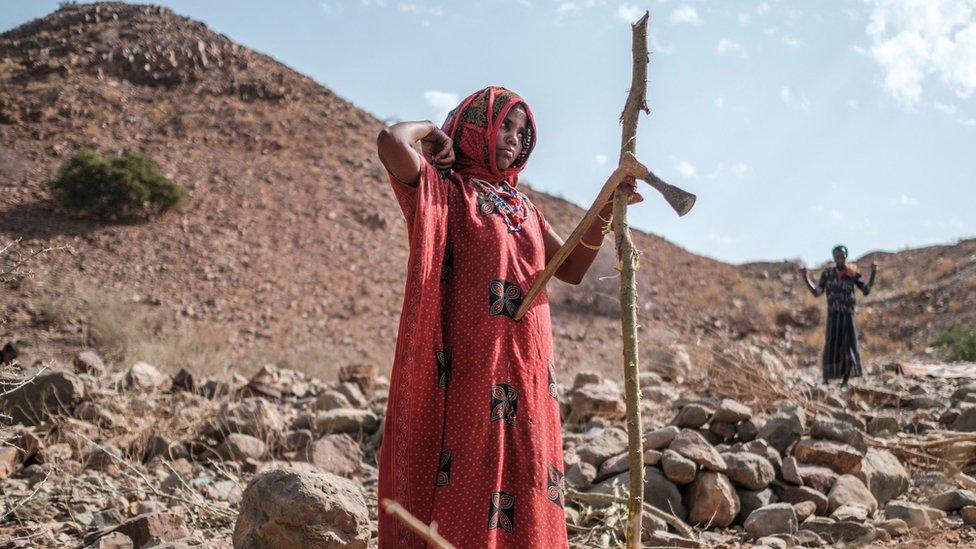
xmin=616 ymin=11 xmax=650 ymax=549
xmin=513 ymin=152 xmax=647 ymax=321
xmin=566 ymin=489 xmax=696 ymax=541
xmin=381 ymin=499 xmax=457 ymax=549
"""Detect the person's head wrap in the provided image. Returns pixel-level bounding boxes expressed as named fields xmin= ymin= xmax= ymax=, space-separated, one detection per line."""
xmin=441 ymin=86 xmax=537 ymax=186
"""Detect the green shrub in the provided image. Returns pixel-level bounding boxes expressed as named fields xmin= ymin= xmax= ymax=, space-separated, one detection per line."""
xmin=934 ymin=325 xmax=976 ymax=362
xmin=48 ymin=150 xmax=186 ymax=220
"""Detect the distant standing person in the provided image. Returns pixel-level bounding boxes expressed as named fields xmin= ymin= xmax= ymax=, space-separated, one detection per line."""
xmin=799 ymin=245 xmax=878 ymax=386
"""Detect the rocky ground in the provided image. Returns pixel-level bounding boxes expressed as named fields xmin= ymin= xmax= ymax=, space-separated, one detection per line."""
xmin=1 ymin=345 xmax=975 ymax=548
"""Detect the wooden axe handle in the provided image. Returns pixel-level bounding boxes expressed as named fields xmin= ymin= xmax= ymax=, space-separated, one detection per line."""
xmin=514 ymin=152 xmax=647 ymax=321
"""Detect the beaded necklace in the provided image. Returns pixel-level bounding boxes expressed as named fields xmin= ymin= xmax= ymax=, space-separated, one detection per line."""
xmin=473 ymin=179 xmax=527 ymax=232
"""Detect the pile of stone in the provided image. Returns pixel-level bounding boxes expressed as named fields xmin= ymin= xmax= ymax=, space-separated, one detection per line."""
xmin=0 ymin=352 xmax=385 ymax=548
xmin=561 ymin=368 xmax=976 ymax=547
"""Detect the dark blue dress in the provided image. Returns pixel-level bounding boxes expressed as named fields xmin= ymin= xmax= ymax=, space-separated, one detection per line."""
xmin=817 ymin=267 xmax=872 ymax=381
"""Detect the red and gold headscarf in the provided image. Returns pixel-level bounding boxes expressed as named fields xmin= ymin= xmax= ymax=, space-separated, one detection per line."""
xmin=441 ymin=86 xmax=537 ymax=187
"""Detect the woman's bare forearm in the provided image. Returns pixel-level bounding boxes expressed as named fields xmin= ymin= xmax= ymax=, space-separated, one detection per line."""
xmin=550 ymin=202 xmax=614 ymax=285
xmin=376 ymin=120 xmax=437 ymax=185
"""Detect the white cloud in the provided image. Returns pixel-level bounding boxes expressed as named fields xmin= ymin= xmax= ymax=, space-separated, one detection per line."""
xmin=865 ymin=0 xmax=976 ymax=108
xmin=652 ymin=34 xmax=677 ymax=54
xmin=847 ymin=99 xmax=860 ymax=109
xmin=737 ymin=12 xmax=750 ymax=25
xmin=895 ymin=193 xmax=919 ymax=205
xmin=675 ymin=160 xmax=697 ymax=178
xmin=713 ymin=95 xmax=725 ymax=109
xmin=424 ymin=90 xmax=458 ymax=124
xmin=707 ymin=162 xmax=750 ymax=178
xmin=782 ymin=35 xmax=804 ymax=48
xmin=707 ymin=232 xmax=738 ymax=245
xmin=935 ymin=101 xmax=958 ymax=114
xmin=781 ymin=86 xmax=811 ymax=110
xmin=320 ymin=1 xmax=342 ymax=14
xmin=757 ymin=1 xmax=770 ymax=15
xmin=398 ymin=2 xmax=444 ymax=16
xmin=670 ymin=5 xmax=702 ymax=25
xmin=557 ymin=1 xmax=581 ymax=14
xmin=780 ymin=86 xmax=793 ymax=105
xmin=361 ymin=0 xmax=386 ymax=5
xmin=595 ymin=154 xmax=608 ymax=166
xmin=618 ymin=3 xmax=643 ymax=22
xmin=717 ymin=38 xmax=747 ymax=58
xmin=811 ymin=205 xmax=844 ymax=221
xmin=729 ymin=162 xmax=750 ymax=175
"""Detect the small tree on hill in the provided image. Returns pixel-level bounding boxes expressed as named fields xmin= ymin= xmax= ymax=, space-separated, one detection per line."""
xmin=48 ymin=150 xmax=187 ymax=220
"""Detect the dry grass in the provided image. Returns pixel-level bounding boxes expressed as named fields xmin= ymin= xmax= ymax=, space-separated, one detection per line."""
xmin=32 ymin=275 xmax=344 ymax=381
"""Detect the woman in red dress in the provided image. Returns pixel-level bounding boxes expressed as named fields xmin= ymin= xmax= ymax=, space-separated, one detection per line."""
xmin=376 ymin=86 xmax=639 ymax=548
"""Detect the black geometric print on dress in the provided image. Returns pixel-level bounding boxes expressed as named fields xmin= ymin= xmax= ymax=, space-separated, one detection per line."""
xmin=487 ymin=491 xmax=515 ymax=533
xmin=441 ymin=243 xmax=454 ymax=282
xmin=546 ymin=465 xmax=566 ymax=508
xmin=435 ymin=347 xmax=452 ymax=388
xmin=489 ymin=383 xmax=518 ymax=425
xmin=488 ymin=279 xmax=523 ymax=320
xmin=435 ymin=450 xmax=452 ymax=487
xmin=477 ymin=193 xmax=499 ymax=216
xmin=547 ymin=361 xmax=559 ymax=399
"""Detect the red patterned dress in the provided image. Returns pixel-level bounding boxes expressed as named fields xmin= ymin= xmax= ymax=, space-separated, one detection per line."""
xmin=378 ymin=87 xmax=568 ymax=548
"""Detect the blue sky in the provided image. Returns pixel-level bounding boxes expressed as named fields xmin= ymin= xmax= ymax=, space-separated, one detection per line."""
xmin=3 ymin=1 xmax=974 ymax=265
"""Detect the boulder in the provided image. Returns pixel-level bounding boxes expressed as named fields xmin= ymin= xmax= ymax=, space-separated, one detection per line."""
xmin=791 ymin=463 xmax=838 ymax=493
xmin=830 ymin=503 xmax=869 ymax=522
xmin=315 ymin=390 xmax=352 ymax=412
xmin=855 ymin=449 xmax=909 ymax=505
xmin=929 ymin=489 xmax=976 ymax=512
xmin=577 ymin=427 xmax=628 ymax=468
xmin=643 ymin=466 xmax=687 ymax=520
xmin=687 ymin=472 xmax=739 ymax=527
xmin=568 ymin=383 xmax=625 ymax=422
xmin=877 ymin=518 xmax=910 ymax=537
xmin=643 ymin=426 xmax=680 ymax=450
xmin=774 ymin=484 xmax=829 ymax=516
xmin=867 ymin=415 xmax=900 ymax=437
xmin=744 ymin=503 xmax=797 ymax=539
xmin=669 ymin=429 xmax=726 ymax=472
xmin=961 ymin=506 xmax=976 ymax=526
xmin=85 ymin=513 xmax=189 ymax=548
xmin=827 ymin=475 xmax=877 ymax=515
xmin=736 ymin=488 xmax=776 ymax=524
xmin=950 ymin=406 xmax=976 ymax=432
xmin=793 ymin=439 xmax=862 ymax=475
xmin=800 ymin=516 xmax=875 ymax=544
xmin=297 ymin=434 xmax=362 ymax=477
xmin=711 ymin=398 xmax=753 ymax=423
xmin=884 ymin=500 xmax=944 ymax=529
xmin=736 ymin=418 xmax=762 ymax=442
xmin=73 ymin=351 xmax=106 ymax=376
xmin=757 ymin=406 xmax=805 ymax=453
xmin=673 ymin=404 xmax=713 ymax=429
xmin=661 ymin=449 xmax=696 ymax=484
xmin=810 ymin=417 xmax=867 ymax=454
xmin=127 ymin=361 xmax=169 ymax=390
xmin=0 ymin=369 xmax=86 ymax=426
xmin=311 ymin=409 xmax=380 ymax=435
xmin=723 ymin=452 xmax=775 ymax=490
xmin=793 ymin=500 xmax=817 ymax=522
xmin=215 ymin=433 xmax=268 ymax=461
xmin=213 ymin=398 xmax=285 ymax=441
xmin=233 ymin=467 xmax=369 ymax=548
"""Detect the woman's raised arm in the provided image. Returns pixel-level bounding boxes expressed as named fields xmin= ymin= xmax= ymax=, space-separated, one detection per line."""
xmin=376 ymin=121 xmax=454 ymax=186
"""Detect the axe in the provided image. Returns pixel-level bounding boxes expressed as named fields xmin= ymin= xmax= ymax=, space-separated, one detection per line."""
xmin=513 ymin=151 xmax=695 ymax=321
